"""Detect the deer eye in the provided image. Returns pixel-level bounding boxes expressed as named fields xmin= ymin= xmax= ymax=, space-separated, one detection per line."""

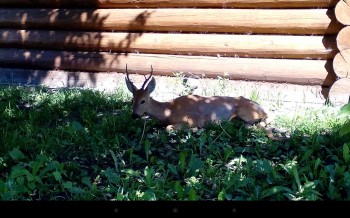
xmin=140 ymin=100 xmax=146 ymax=105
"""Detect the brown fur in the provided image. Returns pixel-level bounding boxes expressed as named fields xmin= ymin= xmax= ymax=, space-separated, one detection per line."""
xmin=125 ymin=66 xmax=284 ymax=141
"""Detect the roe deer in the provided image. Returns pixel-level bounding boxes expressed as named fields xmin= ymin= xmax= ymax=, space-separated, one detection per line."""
xmin=125 ymin=65 xmax=283 ymax=140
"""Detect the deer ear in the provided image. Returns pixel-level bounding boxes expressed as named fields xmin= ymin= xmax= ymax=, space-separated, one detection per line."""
xmin=125 ymin=77 xmax=137 ymax=93
xmin=146 ymin=77 xmax=156 ymax=93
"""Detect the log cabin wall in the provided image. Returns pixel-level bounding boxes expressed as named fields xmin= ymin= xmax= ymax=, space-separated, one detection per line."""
xmin=0 ymin=0 xmax=348 ymax=103
xmin=330 ymin=0 xmax=350 ymax=103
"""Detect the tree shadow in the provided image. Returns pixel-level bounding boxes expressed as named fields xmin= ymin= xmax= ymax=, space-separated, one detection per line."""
xmin=0 ymin=4 xmax=344 ymax=97
xmin=0 ymin=7 xmax=153 ymax=88
xmin=0 ymin=0 xmax=341 ymax=9
xmin=115 ymin=10 xmax=153 ymax=56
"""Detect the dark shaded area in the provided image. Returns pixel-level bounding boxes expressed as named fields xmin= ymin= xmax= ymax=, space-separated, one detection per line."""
xmin=325 ymin=8 xmax=345 ymax=35
xmin=320 ymin=59 xmax=338 ymax=99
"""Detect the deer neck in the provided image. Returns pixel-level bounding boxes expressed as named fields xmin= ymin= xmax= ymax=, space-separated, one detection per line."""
xmin=148 ymin=98 xmax=172 ymax=122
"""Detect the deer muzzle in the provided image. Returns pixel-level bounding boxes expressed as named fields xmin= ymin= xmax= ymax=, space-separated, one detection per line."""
xmin=131 ymin=113 xmax=141 ymax=119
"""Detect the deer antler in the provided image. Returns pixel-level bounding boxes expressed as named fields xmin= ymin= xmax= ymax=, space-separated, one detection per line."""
xmin=125 ymin=64 xmax=153 ymax=91
xmin=125 ymin=64 xmax=133 ymax=83
xmin=141 ymin=65 xmax=154 ymax=90
xmin=125 ymin=63 xmax=137 ymax=92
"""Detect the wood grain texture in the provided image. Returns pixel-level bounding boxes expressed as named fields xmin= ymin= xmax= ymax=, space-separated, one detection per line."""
xmin=0 ymin=48 xmax=336 ymax=86
xmin=0 ymin=0 xmax=339 ymax=9
xmin=329 ymin=78 xmax=350 ymax=105
xmin=336 ymin=26 xmax=350 ymax=61
xmin=333 ymin=53 xmax=350 ymax=78
xmin=0 ymin=8 xmax=343 ymax=34
xmin=335 ymin=0 xmax=350 ymax=25
xmin=0 ymin=29 xmax=338 ymax=59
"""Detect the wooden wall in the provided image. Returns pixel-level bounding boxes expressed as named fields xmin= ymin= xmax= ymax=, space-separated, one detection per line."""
xmin=0 ymin=0 xmax=348 ymax=103
xmin=330 ymin=0 xmax=350 ymax=103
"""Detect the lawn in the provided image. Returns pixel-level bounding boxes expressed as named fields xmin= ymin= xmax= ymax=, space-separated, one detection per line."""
xmin=0 ymin=84 xmax=349 ymax=200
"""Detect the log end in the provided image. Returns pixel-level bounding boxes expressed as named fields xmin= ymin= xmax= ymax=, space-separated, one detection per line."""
xmin=328 ymin=78 xmax=350 ymax=106
xmin=333 ymin=53 xmax=350 ymax=78
xmin=335 ymin=0 xmax=350 ymax=25
xmin=336 ymin=26 xmax=350 ymax=52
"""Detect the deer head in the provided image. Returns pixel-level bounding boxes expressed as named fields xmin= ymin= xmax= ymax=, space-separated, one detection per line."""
xmin=125 ymin=65 xmax=156 ymax=118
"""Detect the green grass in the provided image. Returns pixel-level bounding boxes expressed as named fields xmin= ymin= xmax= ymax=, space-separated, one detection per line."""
xmin=0 ymin=85 xmax=349 ymax=201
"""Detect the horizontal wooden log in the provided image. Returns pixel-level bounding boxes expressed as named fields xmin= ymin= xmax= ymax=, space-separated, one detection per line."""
xmin=329 ymin=78 xmax=350 ymax=105
xmin=335 ymin=0 xmax=350 ymax=25
xmin=0 ymin=0 xmax=339 ymax=8
xmin=337 ymin=26 xmax=350 ymax=61
xmin=333 ymin=53 xmax=350 ymax=78
xmin=0 ymin=29 xmax=338 ymax=59
xmin=0 ymin=8 xmax=343 ymax=35
xmin=0 ymin=48 xmax=336 ymax=86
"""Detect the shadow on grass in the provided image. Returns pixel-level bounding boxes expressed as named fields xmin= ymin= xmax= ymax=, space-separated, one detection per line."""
xmin=0 ymin=85 xmax=347 ymax=201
